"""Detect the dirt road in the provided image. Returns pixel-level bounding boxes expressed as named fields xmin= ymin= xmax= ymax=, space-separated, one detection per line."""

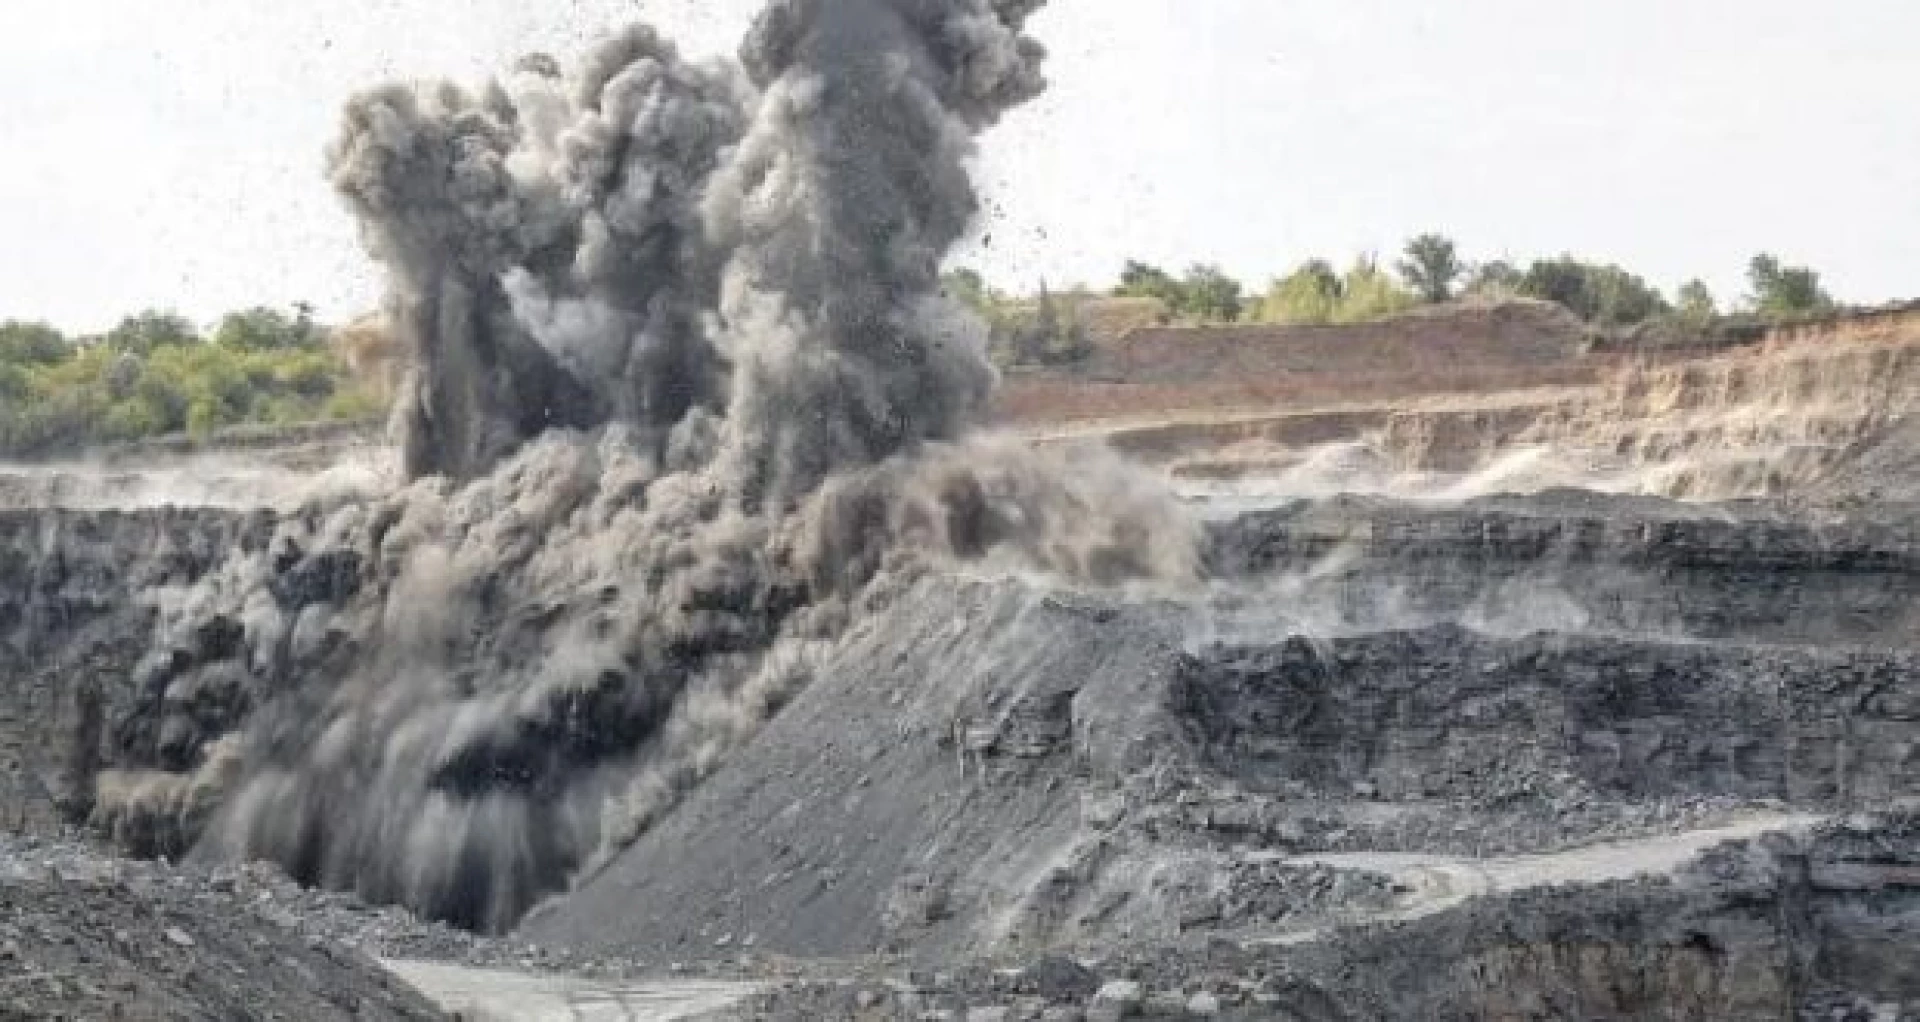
xmin=1253 ymin=811 xmax=1824 ymax=945
xmin=384 ymin=961 xmax=761 ymax=1022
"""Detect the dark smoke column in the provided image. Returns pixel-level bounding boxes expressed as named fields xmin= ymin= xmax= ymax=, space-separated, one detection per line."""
xmin=327 ymin=85 xmax=603 ymax=480
xmin=711 ymin=0 xmax=1050 ymax=510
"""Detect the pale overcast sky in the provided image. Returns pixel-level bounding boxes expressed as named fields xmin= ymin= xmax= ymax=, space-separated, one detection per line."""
xmin=0 ymin=1 xmax=1914 ymax=332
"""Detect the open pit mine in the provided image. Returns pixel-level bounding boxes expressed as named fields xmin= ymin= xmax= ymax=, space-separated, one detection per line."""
xmin=2 ymin=1 xmax=1916 ymax=1019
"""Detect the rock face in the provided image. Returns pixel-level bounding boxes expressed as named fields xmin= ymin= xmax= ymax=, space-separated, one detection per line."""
xmin=0 ymin=506 xmax=269 ymax=834
xmin=1204 ymin=493 xmax=1920 ymax=647
xmin=1176 ymin=626 xmax=1919 ymax=806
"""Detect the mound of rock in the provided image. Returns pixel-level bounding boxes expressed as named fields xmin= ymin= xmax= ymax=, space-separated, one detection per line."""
xmin=0 ymin=834 xmax=441 ymax=1021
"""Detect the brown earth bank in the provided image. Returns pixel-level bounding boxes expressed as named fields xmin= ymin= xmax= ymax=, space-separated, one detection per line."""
xmin=1003 ymin=300 xmax=1920 ymax=504
xmin=994 ymin=299 xmax=1616 ymax=425
xmin=996 ymin=299 xmax=1920 ymax=427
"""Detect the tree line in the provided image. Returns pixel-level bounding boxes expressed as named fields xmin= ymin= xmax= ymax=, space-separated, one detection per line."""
xmin=0 ymin=306 xmax=383 ymax=458
xmin=948 ymin=238 xmax=1845 ymax=363
xmin=2 ymin=242 xmax=1855 ymax=453
xmin=1126 ymin=239 xmax=1839 ymax=327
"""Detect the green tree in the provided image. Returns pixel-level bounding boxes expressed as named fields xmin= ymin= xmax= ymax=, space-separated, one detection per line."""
xmin=104 ymin=310 xmax=199 ymax=355
xmin=1396 ymin=234 xmax=1463 ymax=303
xmin=1520 ymin=257 xmax=1594 ymax=317
xmin=0 ymin=321 xmax=72 ymax=365
xmin=1746 ymin=254 xmax=1835 ymax=318
xmin=130 ymin=370 xmax=190 ymax=434
xmin=1256 ymin=260 xmax=1343 ymax=325
xmin=1178 ymin=264 xmax=1244 ymax=323
xmin=102 ymin=398 xmax=167 ymax=442
xmin=1113 ymin=261 xmax=1183 ymax=306
xmin=324 ymin=388 xmax=387 ymax=422
xmin=186 ymin=398 xmax=221 ymax=438
xmin=1113 ymin=260 xmax=1244 ymax=322
xmin=213 ymin=306 xmax=319 ymax=352
xmin=1029 ymin=281 xmax=1062 ymax=363
xmin=1000 ymin=282 xmax=1091 ymax=365
xmin=1675 ymin=280 xmax=1718 ymax=328
xmin=1589 ymin=265 xmax=1669 ymax=325
xmin=104 ymin=352 xmax=144 ymax=400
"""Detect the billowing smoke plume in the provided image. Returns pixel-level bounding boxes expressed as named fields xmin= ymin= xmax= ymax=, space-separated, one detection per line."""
xmin=331 ymin=0 xmax=1045 ymax=497
xmin=89 ymin=0 xmax=1192 ymax=933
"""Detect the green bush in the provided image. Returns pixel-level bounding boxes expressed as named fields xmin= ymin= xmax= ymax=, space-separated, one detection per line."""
xmin=1253 ymin=258 xmax=1417 ymax=326
xmin=1518 ymin=257 xmax=1670 ymax=326
xmin=1333 ymin=259 xmax=1418 ymax=324
xmin=1254 ymin=261 xmax=1342 ymax=325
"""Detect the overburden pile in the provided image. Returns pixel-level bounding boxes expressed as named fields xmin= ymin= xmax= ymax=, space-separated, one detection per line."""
xmin=85 ymin=0 xmax=1192 ymax=933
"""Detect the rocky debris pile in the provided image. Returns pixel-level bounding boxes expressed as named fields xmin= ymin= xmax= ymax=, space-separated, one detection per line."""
xmin=514 ymin=574 xmax=1194 ymax=962
xmin=0 ymin=831 xmax=821 ymax=993
xmin=1213 ymin=861 xmax=1395 ymax=930
xmin=2 ymin=833 xmax=485 ymax=959
xmin=0 ymin=832 xmax=443 ymax=1021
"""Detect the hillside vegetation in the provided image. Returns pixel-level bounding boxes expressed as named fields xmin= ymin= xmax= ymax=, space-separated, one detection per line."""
xmin=0 ymin=308 xmax=384 ymax=459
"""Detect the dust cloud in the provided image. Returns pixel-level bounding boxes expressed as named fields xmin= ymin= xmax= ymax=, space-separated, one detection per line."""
xmin=92 ymin=0 xmax=1194 ymax=933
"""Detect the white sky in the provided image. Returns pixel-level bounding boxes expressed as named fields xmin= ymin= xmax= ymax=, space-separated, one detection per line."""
xmin=0 ymin=1 xmax=1914 ymax=332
